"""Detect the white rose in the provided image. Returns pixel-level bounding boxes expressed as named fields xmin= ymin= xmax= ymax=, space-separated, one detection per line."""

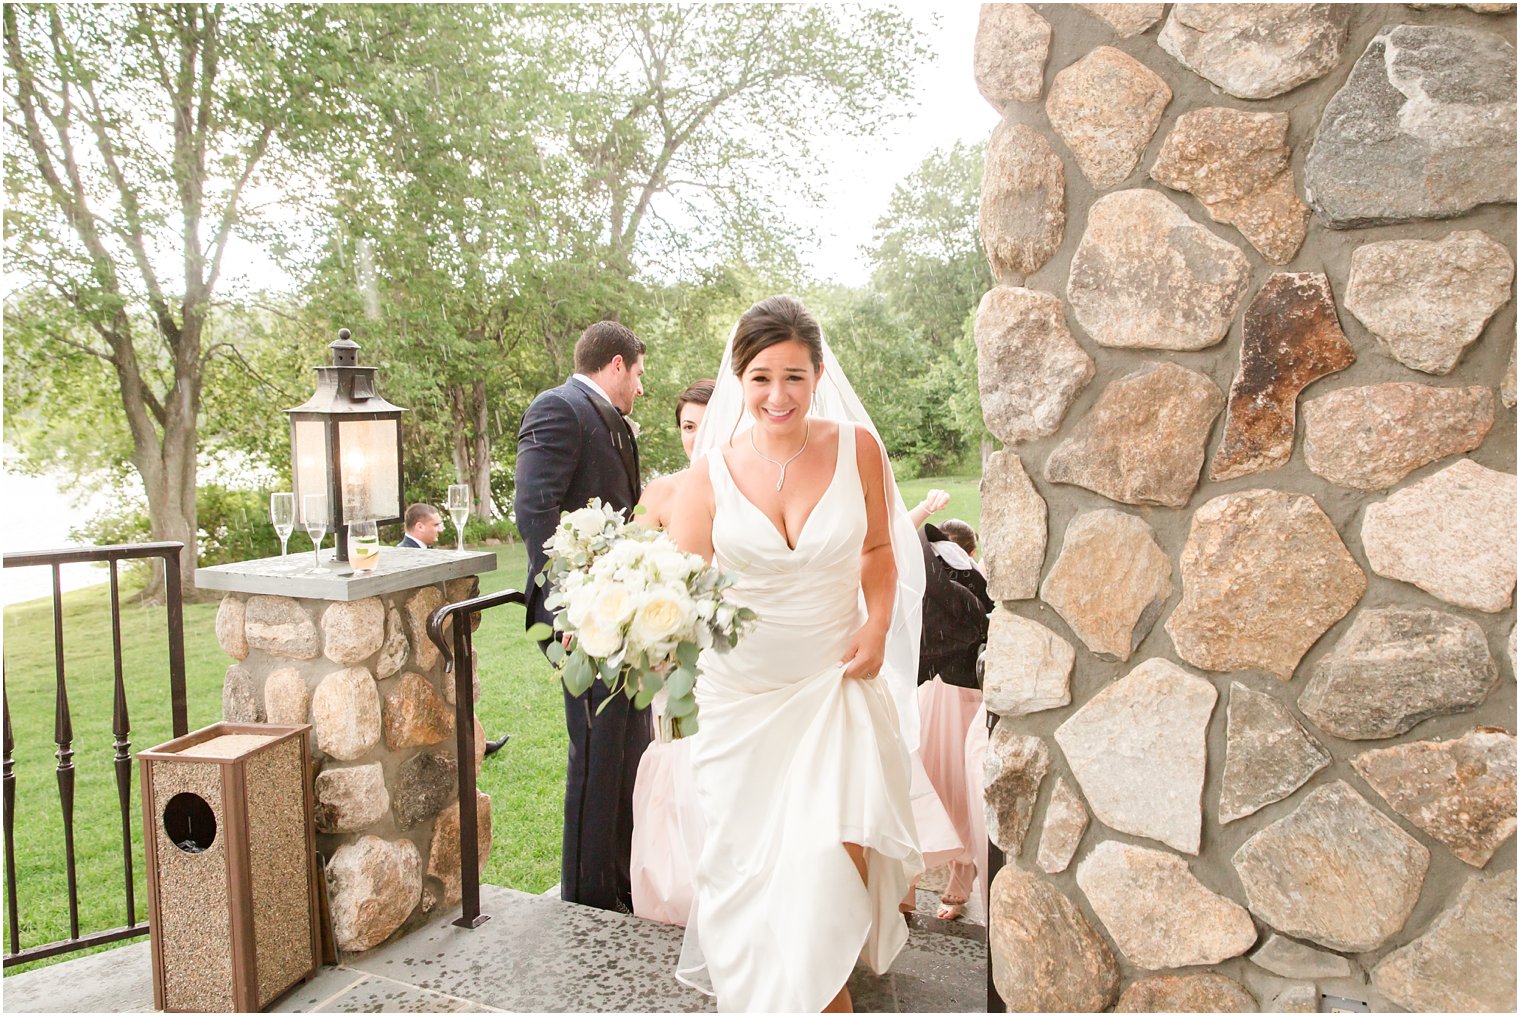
xmin=649 ymin=547 xmax=694 ymax=583
xmin=595 ymin=540 xmax=643 ymax=579
xmin=587 ymin=581 xmax=637 ymax=632
xmin=629 ymin=586 xmax=694 ymax=649
xmin=564 ymin=505 xmax=608 ymax=540
xmin=576 ymin=614 xmax=622 ymax=659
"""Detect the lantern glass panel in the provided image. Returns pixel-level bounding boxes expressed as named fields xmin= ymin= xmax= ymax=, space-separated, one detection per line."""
xmin=337 ymin=417 xmax=401 ymax=525
xmin=292 ymin=418 xmax=329 ymax=524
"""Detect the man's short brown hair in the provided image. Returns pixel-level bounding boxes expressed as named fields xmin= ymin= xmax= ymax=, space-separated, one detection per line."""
xmin=938 ymin=519 xmax=977 ymax=557
xmin=405 ymin=502 xmax=441 ymax=529
xmin=574 ymin=321 xmax=646 ymax=374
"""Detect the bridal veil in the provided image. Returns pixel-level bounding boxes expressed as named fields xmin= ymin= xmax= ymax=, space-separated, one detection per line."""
xmin=691 ymin=319 xmax=927 ymax=752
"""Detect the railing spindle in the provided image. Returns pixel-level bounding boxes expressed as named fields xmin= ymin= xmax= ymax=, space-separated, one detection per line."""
xmin=108 ymin=562 xmax=136 ymax=927
xmin=50 ymin=562 xmax=81 ymax=940
xmin=428 ymin=587 xmax=524 ymax=931
xmin=162 ymin=552 xmax=188 ymax=738
xmin=3 ymin=541 xmax=187 ymax=967
xmin=4 ymin=682 xmax=19 ymax=955
xmin=455 ymin=617 xmax=482 ymax=928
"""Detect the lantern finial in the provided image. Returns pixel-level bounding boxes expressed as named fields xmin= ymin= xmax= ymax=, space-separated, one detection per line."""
xmin=330 ymin=327 xmax=359 ymax=367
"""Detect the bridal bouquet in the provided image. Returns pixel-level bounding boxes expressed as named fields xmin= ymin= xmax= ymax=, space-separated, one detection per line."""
xmin=528 ymin=499 xmax=754 ymax=736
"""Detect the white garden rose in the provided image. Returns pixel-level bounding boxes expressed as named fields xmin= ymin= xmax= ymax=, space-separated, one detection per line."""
xmin=564 ymin=505 xmax=610 ymax=540
xmin=594 ymin=539 xmax=646 ymax=584
xmin=563 ymin=575 xmax=596 ymax=629
xmin=649 ymin=546 xmax=695 ymax=583
xmin=629 ymin=585 xmax=694 ymax=649
xmin=576 ymin=614 xmax=622 ymax=658
xmin=587 ymin=580 xmax=637 ymax=633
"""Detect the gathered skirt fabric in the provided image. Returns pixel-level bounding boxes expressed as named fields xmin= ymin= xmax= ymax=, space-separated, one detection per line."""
xmin=630 ymin=735 xmax=705 ymax=926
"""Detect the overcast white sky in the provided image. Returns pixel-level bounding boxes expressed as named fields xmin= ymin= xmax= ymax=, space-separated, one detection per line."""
xmin=803 ymin=5 xmax=998 ymax=284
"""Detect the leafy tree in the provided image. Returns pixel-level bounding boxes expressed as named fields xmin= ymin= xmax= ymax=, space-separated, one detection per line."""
xmin=3 ymin=3 xmax=527 ymax=594
xmin=299 ymin=3 xmax=927 ymax=516
xmin=866 ymin=140 xmax=989 ymax=350
xmin=535 ymin=4 xmax=926 ymax=284
xmin=857 ymin=140 xmax=992 ymax=472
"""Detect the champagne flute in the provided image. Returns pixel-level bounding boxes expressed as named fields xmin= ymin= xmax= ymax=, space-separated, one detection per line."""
xmin=349 ymin=520 xmax=380 ymax=571
xmin=303 ymin=494 xmax=328 ymax=571
xmin=270 ymin=492 xmax=295 ymax=557
xmin=447 ymin=484 xmax=470 ymax=552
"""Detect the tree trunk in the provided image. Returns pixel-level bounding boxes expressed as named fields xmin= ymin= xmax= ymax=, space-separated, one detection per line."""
xmin=448 ymin=383 xmax=472 ymax=486
xmin=132 ymin=405 xmax=200 ymax=602
xmin=471 ymin=380 xmax=495 ymax=519
xmin=447 ymin=381 xmax=495 ymax=520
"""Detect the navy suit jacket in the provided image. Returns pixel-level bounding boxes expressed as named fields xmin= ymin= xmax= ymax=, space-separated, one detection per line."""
xmin=397 ymin=534 xmax=426 ymax=549
xmin=515 ymin=378 xmax=641 ymax=632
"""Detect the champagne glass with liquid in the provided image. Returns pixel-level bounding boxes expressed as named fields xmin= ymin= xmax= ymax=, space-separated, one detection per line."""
xmin=447 ymin=484 xmax=470 ymax=552
xmin=270 ymin=492 xmax=294 ymax=557
xmin=348 ymin=520 xmax=380 ymax=571
xmin=303 ymin=494 xmax=328 ymax=571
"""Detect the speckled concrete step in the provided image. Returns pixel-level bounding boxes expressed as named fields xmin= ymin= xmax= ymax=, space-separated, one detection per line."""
xmin=323 ymin=884 xmax=985 ymax=1013
xmin=1 ymin=883 xmax=985 ymax=1013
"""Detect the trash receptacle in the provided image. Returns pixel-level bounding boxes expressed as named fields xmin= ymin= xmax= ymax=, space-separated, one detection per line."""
xmin=139 ymin=723 xmax=320 ymax=1012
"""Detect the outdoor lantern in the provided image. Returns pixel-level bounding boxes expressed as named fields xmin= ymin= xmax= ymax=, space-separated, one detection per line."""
xmin=287 ymin=328 xmax=406 ymax=562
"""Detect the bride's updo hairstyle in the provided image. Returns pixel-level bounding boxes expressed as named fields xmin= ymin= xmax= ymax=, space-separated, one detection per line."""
xmin=731 ymin=296 xmax=824 ymax=376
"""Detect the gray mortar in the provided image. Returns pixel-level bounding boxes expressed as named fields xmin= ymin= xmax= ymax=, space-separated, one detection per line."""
xmin=984 ymin=5 xmax=1517 ymax=1006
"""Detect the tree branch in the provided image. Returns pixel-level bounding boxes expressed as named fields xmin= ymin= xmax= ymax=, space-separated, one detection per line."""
xmin=203 ymin=341 xmax=298 ymax=400
xmin=57 ymin=14 xmax=180 ymax=344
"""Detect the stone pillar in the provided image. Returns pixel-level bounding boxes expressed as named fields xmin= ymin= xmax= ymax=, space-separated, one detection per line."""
xmin=198 ymin=548 xmax=497 ymax=954
xmin=974 ymin=4 xmax=1516 ymax=1013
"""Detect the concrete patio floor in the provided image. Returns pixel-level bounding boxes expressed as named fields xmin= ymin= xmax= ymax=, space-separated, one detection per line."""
xmin=3 ymin=884 xmax=985 ymax=1013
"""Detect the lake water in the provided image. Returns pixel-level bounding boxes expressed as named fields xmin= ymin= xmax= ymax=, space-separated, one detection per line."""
xmin=1 ymin=469 xmax=110 ymax=606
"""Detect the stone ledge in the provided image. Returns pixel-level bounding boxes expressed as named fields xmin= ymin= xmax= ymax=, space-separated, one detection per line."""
xmin=196 ymin=548 xmax=497 ymax=602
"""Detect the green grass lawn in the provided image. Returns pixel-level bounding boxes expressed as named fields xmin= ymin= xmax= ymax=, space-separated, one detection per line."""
xmin=898 ymin=473 xmax=983 ymax=536
xmin=2 ymin=542 xmax=565 ymax=974
xmin=3 ymin=474 xmax=974 ymax=974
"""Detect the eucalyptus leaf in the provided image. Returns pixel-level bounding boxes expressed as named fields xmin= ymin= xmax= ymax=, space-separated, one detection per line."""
xmin=526 ymin=622 xmax=554 ymax=641
xmin=666 ymin=668 xmax=695 ymax=699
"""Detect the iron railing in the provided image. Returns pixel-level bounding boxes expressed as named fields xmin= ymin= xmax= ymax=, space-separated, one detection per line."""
xmin=426 ymin=586 xmax=526 ymax=930
xmin=1 ymin=542 xmax=188 ymax=968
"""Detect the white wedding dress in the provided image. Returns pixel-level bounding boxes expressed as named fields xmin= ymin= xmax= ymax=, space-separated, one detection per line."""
xmin=676 ymin=423 xmax=924 ymax=1012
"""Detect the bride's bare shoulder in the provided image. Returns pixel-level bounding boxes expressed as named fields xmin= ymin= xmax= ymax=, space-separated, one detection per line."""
xmin=850 ymin=424 xmax=887 ymax=490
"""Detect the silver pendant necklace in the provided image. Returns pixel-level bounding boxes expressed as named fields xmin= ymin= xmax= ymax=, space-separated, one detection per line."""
xmin=749 ymin=419 xmax=811 ymax=491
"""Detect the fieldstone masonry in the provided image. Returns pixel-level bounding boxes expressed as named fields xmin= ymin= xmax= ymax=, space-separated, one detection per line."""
xmin=975 ymin=4 xmax=1515 ymax=1011
xmin=203 ymin=552 xmax=493 ymax=955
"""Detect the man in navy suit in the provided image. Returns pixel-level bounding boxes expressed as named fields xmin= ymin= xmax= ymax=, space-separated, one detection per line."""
xmin=397 ymin=503 xmax=444 ymax=548
xmin=515 ymin=321 xmax=648 ymax=913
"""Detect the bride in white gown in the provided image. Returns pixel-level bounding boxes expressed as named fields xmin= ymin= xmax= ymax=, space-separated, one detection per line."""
xmin=670 ymin=296 xmax=926 ymax=1013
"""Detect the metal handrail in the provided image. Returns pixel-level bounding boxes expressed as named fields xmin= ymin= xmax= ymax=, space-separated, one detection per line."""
xmin=426 ymin=587 xmax=526 ymax=930
xmin=2 ymin=541 xmax=188 ymax=967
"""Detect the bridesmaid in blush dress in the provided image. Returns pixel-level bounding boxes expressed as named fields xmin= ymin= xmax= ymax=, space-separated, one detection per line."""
xmin=629 ymin=379 xmax=714 ymax=925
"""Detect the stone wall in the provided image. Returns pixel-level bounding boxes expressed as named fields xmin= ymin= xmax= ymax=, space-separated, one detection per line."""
xmin=974 ymin=5 xmax=1516 ymax=1012
xmin=215 ymin=575 xmax=489 ymax=954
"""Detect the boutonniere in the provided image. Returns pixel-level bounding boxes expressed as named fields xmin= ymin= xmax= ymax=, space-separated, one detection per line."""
xmin=626 ymin=418 xmax=641 ymax=439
